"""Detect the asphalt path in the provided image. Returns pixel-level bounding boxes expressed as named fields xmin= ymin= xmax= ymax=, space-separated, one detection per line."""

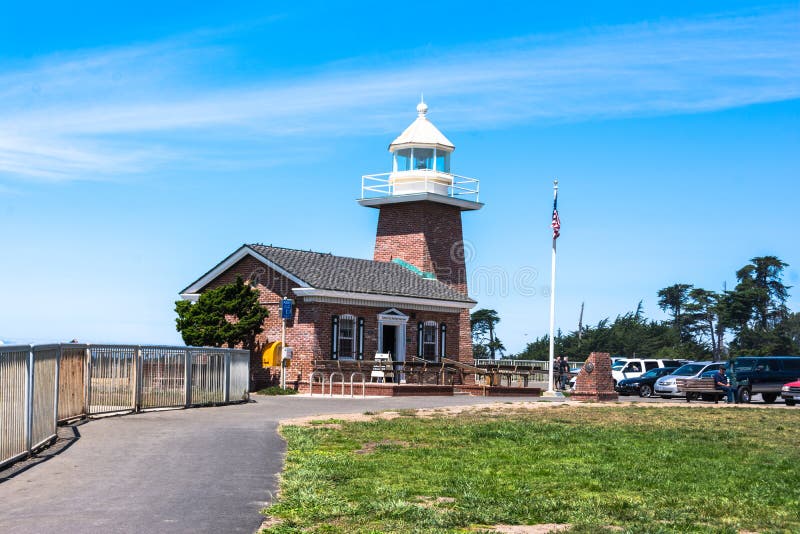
xmin=0 ymin=394 xmax=544 ymax=534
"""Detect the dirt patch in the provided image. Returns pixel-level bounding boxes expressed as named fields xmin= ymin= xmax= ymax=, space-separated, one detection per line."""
xmin=416 ymin=495 xmax=456 ymax=508
xmin=258 ymin=516 xmax=283 ymax=530
xmin=355 ymin=439 xmax=410 ymax=454
xmin=281 ymin=410 xmax=407 ymax=427
xmin=279 ymin=404 xmax=545 ymax=427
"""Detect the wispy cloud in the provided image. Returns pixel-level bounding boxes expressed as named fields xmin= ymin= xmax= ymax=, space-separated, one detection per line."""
xmin=1 ymin=7 xmax=798 ymax=182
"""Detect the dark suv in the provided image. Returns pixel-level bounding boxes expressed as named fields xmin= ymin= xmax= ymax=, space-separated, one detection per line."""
xmin=731 ymin=356 xmax=800 ymax=403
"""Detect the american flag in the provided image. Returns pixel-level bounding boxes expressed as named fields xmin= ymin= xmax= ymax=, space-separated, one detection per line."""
xmin=551 ymin=197 xmax=561 ymax=240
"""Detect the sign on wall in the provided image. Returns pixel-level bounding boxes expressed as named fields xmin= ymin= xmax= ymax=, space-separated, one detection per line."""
xmin=281 ymin=299 xmax=294 ymax=320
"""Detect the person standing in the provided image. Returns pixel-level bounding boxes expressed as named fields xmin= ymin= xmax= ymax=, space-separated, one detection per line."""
xmin=559 ymin=356 xmax=570 ymax=390
xmin=714 ymin=364 xmax=736 ymax=404
xmin=554 ymin=356 xmax=562 ymax=390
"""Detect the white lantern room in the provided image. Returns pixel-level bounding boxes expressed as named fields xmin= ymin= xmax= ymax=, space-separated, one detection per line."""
xmin=388 ymin=100 xmax=455 ymax=196
xmin=359 ymin=100 xmax=481 ymax=211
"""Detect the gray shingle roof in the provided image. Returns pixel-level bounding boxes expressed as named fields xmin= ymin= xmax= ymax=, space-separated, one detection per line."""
xmin=247 ymin=244 xmax=474 ymax=304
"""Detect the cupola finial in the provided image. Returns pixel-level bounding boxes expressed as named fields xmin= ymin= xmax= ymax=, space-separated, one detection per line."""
xmin=416 ymin=94 xmax=428 ymax=117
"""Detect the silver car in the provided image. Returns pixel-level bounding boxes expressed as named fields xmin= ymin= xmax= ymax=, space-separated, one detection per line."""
xmin=654 ymin=361 xmax=725 ymax=398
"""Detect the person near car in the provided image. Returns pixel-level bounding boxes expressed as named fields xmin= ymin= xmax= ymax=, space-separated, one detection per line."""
xmin=554 ymin=355 xmax=562 ymax=390
xmin=714 ymin=365 xmax=736 ymax=403
xmin=559 ymin=356 xmax=570 ymax=390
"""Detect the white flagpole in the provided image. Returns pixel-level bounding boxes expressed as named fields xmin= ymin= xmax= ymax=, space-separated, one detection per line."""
xmin=547 ymin=180 xmax=558 ymax=394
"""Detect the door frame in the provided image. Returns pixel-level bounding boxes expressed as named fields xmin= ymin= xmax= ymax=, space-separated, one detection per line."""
xmin=377 ymin=309 xmax=408 ymax=364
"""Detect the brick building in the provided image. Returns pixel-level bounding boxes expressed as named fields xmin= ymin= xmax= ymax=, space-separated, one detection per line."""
xmin=179 ymin=101 xmax=483 ymax=392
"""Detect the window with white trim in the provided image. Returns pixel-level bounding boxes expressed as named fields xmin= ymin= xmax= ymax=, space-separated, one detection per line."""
xmin=338 ymin=314 xmax=356 ymax=360
xmin=422 ymin=320 xmax=438 ymax=360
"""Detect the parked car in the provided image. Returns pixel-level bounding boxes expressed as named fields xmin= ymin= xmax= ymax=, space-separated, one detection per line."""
xmin=611 ymin=358 xmax=687 ymax=386
xmin=781 ymin=379 xmax=800 ymax=406
xmin=655 ymin=361 xmax=725 ymax=398
xmin=731 ymin=356 xmax=800 ymax=403
xmin=616 ymin=367 xmax=678 ymax=397
xmin=567 ymin=359 xmax=628 ymax=389
xmin=569 ymin=358 xmax=685 ymax=390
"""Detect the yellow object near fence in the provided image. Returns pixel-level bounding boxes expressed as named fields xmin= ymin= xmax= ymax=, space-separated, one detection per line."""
xmin=262 ymin=341 xmax=283 ymax=368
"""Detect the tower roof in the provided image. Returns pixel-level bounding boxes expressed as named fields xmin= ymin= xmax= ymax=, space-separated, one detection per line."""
xmin=388 ymin=100 xmax=455 ymax=152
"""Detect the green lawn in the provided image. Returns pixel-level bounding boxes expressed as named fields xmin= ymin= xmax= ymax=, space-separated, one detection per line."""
xmin=262 ymin=405 xmax=800 ymax=533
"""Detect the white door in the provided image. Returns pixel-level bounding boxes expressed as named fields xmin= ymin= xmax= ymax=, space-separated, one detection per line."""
xmin=378 ymin=309 xmax=408 ymax=382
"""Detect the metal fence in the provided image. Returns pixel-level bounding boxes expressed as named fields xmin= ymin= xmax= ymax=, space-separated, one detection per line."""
xmin=1 ymin=343 xmax=250 ymax=469
xmin=474 ymin=359 xmax=551 ymax=370
xmin=0 ymin=346 xmax=30 ymax=470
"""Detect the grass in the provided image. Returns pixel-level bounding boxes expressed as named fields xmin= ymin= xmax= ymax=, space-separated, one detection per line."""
xmin=262 ymin=405 xmax=800 ymax=533
xmin=257 ymin=386 xmax=299 ymax=396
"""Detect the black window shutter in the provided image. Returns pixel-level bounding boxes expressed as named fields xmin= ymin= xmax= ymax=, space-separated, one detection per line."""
xmin=440 ymin=323 xmax=447 ymax=359
xmin=331 ymin=315 xmax=339 ymax=360
xmin=417 ymin=321 xmax=424 ymax=358
xmin=357 ymin=317 xmax=365 ymax=360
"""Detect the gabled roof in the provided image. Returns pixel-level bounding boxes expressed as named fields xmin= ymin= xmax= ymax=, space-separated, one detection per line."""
xmin=389 ymin=101 xmax=455 ymax=151
xmin=181 ymin=244 xmax=475 ymax=306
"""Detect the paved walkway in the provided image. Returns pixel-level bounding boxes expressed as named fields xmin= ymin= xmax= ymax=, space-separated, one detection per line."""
xmin=0 ymin=395 xmax=544 ymax=534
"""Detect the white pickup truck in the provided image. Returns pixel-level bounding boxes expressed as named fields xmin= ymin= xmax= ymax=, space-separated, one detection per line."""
xmin=612 ymin=359 xmax=685 ymax=386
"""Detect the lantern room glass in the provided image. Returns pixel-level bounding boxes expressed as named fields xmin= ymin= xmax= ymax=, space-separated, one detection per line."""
xmin=436 ymin=152 xmax=451 ymax=173
xmin=395 ymin=149 xmax=411 ymax=172
xmin=413 ymin=148 xmax=434 ymax=170
xmin=393 ymin=147 xmax=452 ymax=173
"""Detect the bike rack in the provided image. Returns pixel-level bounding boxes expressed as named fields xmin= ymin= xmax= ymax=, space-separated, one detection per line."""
xmin=309 ymin=371 xmax=325 ymax=397
xmin=349 ymin=372 xmax=366 ymax=398
xmin=329 ymin=372 xmax=345 ymax=397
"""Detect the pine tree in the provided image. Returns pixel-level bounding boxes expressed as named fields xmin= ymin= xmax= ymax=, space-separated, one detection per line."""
xmin=175 ymin=277 xmax=268 ymax=350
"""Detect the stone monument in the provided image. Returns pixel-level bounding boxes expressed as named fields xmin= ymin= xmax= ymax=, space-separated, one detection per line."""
xmin=572 ymin=352 xmax=618 ymax=401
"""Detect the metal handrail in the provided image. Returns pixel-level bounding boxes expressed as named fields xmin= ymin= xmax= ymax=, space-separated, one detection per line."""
xmin=474 ymin=359 xmax=551 ymax=370
xmin=441 ymin=357 xmax=484 ymax=374
xmin=361 ymin=172 xmax=480 ymax=202
xmin=349 ymin=372 xmax=366 ymax=398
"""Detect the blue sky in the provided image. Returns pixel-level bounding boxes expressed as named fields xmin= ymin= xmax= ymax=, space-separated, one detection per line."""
xmin=1 ymin=1 xmax=798 ymax=351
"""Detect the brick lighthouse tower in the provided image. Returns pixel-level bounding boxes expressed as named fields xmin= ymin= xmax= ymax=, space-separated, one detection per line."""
xmin=359 ymin=100 xmax=482 ymax=367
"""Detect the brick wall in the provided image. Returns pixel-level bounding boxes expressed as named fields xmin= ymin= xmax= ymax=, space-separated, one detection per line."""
xmin=373 ymin=201 xmax=476 ymax=381
xmin=203 ymin=255 xmax=301 ymax=390
xmin=457 ymin=309 xmax=475 ymax=384
xmin=374 ymin=201 xmax=468 ymax=295
xmin=285 ymin=301 xmax=463 ymax=391
xmin=198 ymin=255 xmax=467 ymax=391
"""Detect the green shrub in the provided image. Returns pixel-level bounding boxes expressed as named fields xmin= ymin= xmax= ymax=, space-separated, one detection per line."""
xmin=257 ymin=386 xmax=298 ymax=396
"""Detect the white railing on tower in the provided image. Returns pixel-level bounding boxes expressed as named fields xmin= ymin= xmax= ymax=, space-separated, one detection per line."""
xmin=361 ymin=172 xmax=480 ymax=203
